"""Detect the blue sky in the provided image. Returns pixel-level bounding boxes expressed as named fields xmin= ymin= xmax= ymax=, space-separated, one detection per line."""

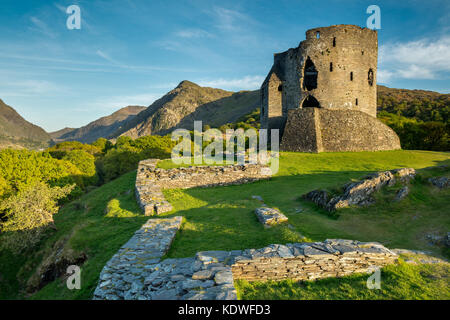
xmin=0 ymin=0 xmax=449 ymax=132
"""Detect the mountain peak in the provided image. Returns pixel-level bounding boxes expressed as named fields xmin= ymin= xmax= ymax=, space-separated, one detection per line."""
xmin=176 ymin=80 xmax=200 ymax=89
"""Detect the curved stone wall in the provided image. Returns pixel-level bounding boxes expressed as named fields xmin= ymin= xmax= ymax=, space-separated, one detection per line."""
xmin=281 ymin=108 xmax=401 ymax=152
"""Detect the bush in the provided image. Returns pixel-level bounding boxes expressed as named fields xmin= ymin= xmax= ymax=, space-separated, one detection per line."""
xmin=46 ymin=141 xmax=102 ymax=159
xmin=0 ymin=149 xmax=83 ymax=199
xmin=379 ymin=111 xmax=449 ymax=151
xmin=62 ymin=150 xmax=99 ymax=186
xmin=0 ymin=182 xmax=75 ymax=253
xmin=100 ymin=135 xmax=175 ymax=181
xmin=91 ymin=138 xmax=113 ymax=154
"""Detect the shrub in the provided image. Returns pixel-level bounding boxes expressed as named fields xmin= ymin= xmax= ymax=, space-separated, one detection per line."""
xmin=62 ymin=150 xmax=99 ymax=186
xmin=46 ymin=141 xmax=102 ymax=159
xmin=0 ymin=182 xmax=75 ymax=253
xmin=0 ymin=149 xmax=83 ymax=199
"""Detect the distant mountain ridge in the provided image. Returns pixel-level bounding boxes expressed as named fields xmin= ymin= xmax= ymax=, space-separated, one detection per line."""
xmin=110 ymin=80 xmax=260 ymax=139
xmin=0 ymin=99 xmax=52 ymax=149
xmin=50 ymin=105 xmax=146 ymax=143
xmin=2 ymin=82 xmax=448 ymax=149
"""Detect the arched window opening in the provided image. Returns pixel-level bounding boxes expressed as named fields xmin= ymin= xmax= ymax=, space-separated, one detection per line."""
xmin=301 ymin=95 xmax=321 ymax=108
xmin=278 ymin=84 xmax=283 ymax=92
xmin=303 ymin=57 xmax=318 ymax=91
xmin=368 ymin=69 xmax=374 ymax=86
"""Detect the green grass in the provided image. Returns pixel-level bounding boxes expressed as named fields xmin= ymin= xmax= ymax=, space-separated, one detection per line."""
xmin=0 ymin=171 xmax=148 ymax=300
xmin=0 ymin=149 xmax=449 ymax=300
xmin=161 ymin=150 xmax=450 ymax=258
xmin=236 ymin=260 xmax=450 ymax=300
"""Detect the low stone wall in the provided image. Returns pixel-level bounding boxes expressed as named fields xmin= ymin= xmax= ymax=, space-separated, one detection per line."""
xmin=94 ymin=238 xmax=397 ymax=300
xmin=142 ymin=164 xmax=271 ymax=190
xmin=231 ymin=239 xmax=398 ymax=282
xmin=93 ymin=217 xmax=183 ymax=300
xmin=135 ymin=159 xmax=173 ymax=215
xmin=135 ymin=159 xmax=271 ymax=215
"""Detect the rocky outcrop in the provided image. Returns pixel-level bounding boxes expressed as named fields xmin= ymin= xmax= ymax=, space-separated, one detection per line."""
xmin=303 ymin=168 xmax=416 ymax=211
xmin=255 ymin=207 xmax=288 ymax=227
xmin=428 ymin=176 xmax=450 ymax=189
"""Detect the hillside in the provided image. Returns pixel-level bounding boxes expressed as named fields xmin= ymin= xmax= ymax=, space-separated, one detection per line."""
xmin=0 ymin=99 xmax=52 ymax=149
xmin=45 ymin=83 xmax=448 ymax=144
xmin=111 ymin=80 xmax=259 ymax=138
xmin=377 ymin=85 xmax=449 ymax=122
xmin=1 ymin=150 xmax=448 ymax=299
xmin=50 ymin=105 xmax=146 ymax=144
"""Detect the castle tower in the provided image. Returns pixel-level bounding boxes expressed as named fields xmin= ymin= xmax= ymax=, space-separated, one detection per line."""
xmin=261 ymin=24 xmax=400 ymax=153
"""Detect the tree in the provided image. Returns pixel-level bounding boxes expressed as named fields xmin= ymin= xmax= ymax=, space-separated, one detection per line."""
xmin=62 ymin=150 xmax=99 ymax=186
xmin=0 ymin=182 xmax=75 ymax=252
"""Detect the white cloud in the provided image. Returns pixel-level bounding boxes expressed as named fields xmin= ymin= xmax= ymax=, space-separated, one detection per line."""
xmin=212 ymin=7 xmax=257 ymax=32
xmin=96 ymin=50 xmax=122 ymax=66
xmin=29 ymin=17 xmax=57 ymax=38
xmin=0 ymin=79 xmax=67 ymax=97
xmin=197 ymin=75 xmax=264 ymax=90
xmin=379 ymin=35 xmax=450 ymax=82
xmin=175 ymin=29 xmax=214 ymax=39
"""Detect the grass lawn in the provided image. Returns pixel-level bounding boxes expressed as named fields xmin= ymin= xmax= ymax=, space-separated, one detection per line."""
xmin=0 ymin=149 xmax=448 ymax=299
xmin=236 ymin=260 xmax=450 ymax=300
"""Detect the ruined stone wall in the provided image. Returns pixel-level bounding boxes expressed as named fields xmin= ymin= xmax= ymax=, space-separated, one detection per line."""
xmin=318 ymin=109 xmax=401 ymax=152
xmin=280 ymin=108 xmax=322 ymax=152
xmin=261 ymin=24 xmax=379 ymax=133
xmin=300 ymin=25 xmax=378 ymax=117
xmin=141 ymin=164 xmax=270 ymax=190
xmin=280 ymin=108 xmax=401 ymax=152
xmin=231 ymin=239 xmax=398 ymax=282
xmin=94 ymin=237 xmax=398 ymax=300
xmin=136 ymin=159 xmax=271 ymax=215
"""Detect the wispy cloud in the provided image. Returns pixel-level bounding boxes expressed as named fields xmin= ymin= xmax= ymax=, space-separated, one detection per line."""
xmin=212 ymin=7 xmax=258 ymax=32
xmin=96 ymin=50 xmax=122 ymax=66
xmin=0 ymin=79 xmax=67 ymax=97
xmin=197 ymin=75 xmax=264 ymax=90
xmin=29 ymin=16 xmax=57 ymax=38
xmin=379 ymin=35 xmax=450 ymax=83
xmin=175 ymin=29 xmax=214 ymax=39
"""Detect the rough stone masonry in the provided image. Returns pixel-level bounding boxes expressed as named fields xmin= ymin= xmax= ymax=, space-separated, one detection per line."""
xmin=135 ymin=159 xmax=271 ymax=216
xmin=260 ymin=24 xmax=400 ymax=152
xmin=93 ymin=222 xmax=398 ymax=300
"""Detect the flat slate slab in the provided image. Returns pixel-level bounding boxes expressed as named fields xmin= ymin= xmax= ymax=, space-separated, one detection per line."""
xmin=255 ymin=207 xmax=288 ymax=226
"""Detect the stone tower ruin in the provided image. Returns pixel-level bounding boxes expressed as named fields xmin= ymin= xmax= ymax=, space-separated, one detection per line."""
xmin=261 ymin=24 xmax=400 ymax=152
